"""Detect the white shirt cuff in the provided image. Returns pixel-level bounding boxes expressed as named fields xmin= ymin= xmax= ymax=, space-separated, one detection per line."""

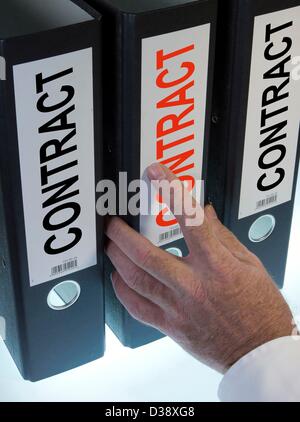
xmin=218 ymin=336 xmax=300 ymax=402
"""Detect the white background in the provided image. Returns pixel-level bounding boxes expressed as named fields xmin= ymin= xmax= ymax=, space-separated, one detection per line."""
xmin=0 ymin=170 xmax=299 ymax=402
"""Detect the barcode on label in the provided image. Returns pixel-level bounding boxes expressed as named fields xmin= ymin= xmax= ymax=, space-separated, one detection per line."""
xmin=256 ymin=194 xmax=278 ymax=209
xmin=51 ymin=258 xmax=78 ymax=277
xmin=159 ymin=227 xmax=182 ymax=243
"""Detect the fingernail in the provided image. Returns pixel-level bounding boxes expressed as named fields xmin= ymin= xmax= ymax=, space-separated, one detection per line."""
xmin=147 ymin=163 xmax=166 ymax=181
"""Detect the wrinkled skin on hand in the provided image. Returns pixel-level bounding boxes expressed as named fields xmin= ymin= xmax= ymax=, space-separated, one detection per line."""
xmin=105 ymin=164 xmax=294 ymax=374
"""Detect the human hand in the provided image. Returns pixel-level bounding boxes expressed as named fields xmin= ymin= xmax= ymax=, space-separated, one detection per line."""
xmin=105 ymin=163 xmax=294 ymax=373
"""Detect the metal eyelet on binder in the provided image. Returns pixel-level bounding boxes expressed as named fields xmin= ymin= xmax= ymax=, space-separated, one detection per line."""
xmin=47 ymin=281 xmax=81 ymax=311
xmin=248 ymin=215 xmax=276 ymax=243
xmin=166 ymin=247 xmax=183 ymax=258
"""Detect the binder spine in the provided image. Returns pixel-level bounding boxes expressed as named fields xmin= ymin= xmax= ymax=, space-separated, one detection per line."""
xmin=98 ymin=5 xmax=168 ymax=348
xmin=89 ymin=0 xmax=217 ymax=347
xmin=209 ymin=0 xmax=300 ymax=287
xmin=0 ymin=17 xmax=105 ymax=381
xmin=0 ymin=45 xmax=29 ymax=378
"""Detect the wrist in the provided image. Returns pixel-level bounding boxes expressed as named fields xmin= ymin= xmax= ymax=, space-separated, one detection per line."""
xmin=224 ymin=316 xmax=294 ymax=372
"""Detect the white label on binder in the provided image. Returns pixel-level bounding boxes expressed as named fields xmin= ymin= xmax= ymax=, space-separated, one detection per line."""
xmin=140 ymin=24 xmax=210 ymax=246
xmin=13 ymin=48 xmax=97 ymax=286
xmin=239 ymin=6 xmax=300 ymax=220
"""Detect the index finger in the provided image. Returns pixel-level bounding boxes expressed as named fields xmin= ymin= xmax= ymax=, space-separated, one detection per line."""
xmin=147 ymin=163 xmax=219 ymax=254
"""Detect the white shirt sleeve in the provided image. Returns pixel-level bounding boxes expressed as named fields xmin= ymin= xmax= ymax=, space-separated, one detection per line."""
xmin=218 ymin=336 xmax=300 ymax=402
